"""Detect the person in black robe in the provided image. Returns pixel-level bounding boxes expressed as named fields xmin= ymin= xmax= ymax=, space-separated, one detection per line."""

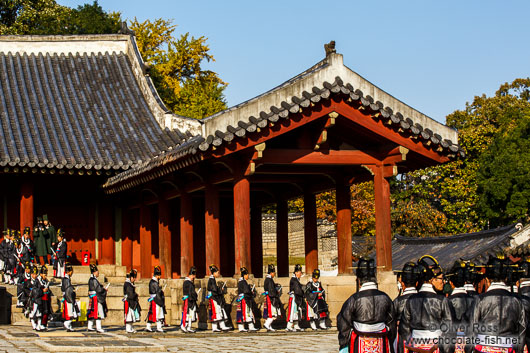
xmin=61 ymin=263 xmax=79 ymax=332
xmin=337 ymin=258 xmax=395 ymax=353
xmin=181 ymin=266 xmax=198 ymax=333
xmin=446 ymin=261 xmax=476 ymax=353
xmin=124 ymin=269 xmax=140 ymax=333
xmin=16 ymin=261 xmax=31 ymax=307
xmin=236 ymin=266 xmax=258 ymax=332
xmin=28 ymin=265 xmax=45 ymax=331
xmin=38 ymin=265 xmax=51 ymax=331
xmin=263 ymin=264 xmax=282 ymax=331
xmin=286 ymin=264 xmax=305 ymax=332
xmin=393 ymin=262 xmax=419 ymax=353
xmin=21 ymin=227 xmax=34 ymax=262
xmin=401 ymin=255 xmax=452 ymax=353
xmin=54 ymin=230 xmax=67 ymax=278
xmin=305 ymin=269 xmax=329 ymax=330
xmin=147 ymin=265 xmax=166 ymax=333
xmin=87 ymin=264 xmax=108 ymax=333
xmin=472 ymin=254 xmax=526 ymax=353
xmin=4 ymin=231 xmax=16 ymax=285
xmin=0 ymin=230 xmax=8 ymax=281
xmin=207 ymin=264 xmax=229 ymax=332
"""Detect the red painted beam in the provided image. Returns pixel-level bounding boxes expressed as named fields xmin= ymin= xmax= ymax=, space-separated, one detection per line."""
xmin=276 ymin=199 xmax=289 ymax=277
xmin=180 ymin=192 xmax=194 ymax=275
xmin=20 ymin=182 xmax=33 ymax=239
xmin=158 ymin=198 xmax=172 ymax=279
xmin=304 ymin=192 xmax=318 ymax=274
xmin=205 ymin=183 xmax=221 ymax=273
xmin=373 ymin=165 xmax=393 ymax=271
xmin=336 ymin=181 xmax=352 ymax=274
xmin=257 ymin=149 xmax=381 ymax=166
xmin=207 ymin=101 xmax=450 ymax=165
xmin=233 ymin=174 xmax=251 ymax=274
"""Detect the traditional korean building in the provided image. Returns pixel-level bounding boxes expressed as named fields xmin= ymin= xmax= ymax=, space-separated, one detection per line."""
xmin=0 ymin=34 xmax=462 ymax=279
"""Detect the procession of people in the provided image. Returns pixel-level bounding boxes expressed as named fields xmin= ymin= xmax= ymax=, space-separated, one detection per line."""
xmin=3 ymin=221 xmax=530 ymax=353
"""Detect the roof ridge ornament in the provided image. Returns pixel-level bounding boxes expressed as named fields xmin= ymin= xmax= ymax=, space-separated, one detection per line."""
xmin=324 ymin=40 xmax=336 ymax=57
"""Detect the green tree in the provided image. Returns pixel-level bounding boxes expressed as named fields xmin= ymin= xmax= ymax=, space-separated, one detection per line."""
xmin=0 ymin=0 xmax=120 ymax=35
xmin=129 ymin=18 xmax=227 ymax=119
xmin=477 ymin=114 xmax=530 ymax=226
xmin=393 ymin=78 xmax=530 ymax=234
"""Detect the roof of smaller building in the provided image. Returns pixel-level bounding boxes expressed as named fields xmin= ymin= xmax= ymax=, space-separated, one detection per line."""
xmin=348 ymin=224 xmax=520 ymax=271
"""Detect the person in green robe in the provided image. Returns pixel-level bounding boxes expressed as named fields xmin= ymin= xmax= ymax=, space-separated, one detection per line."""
xmin=43 ymin=215 xmax=56 ymax=265
xmin=33 ymin=217 xmax=48 ymax=265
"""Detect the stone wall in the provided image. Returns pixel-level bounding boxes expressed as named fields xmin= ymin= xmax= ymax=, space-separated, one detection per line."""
xmin=261 ymin=213 xmax=337 ymax=270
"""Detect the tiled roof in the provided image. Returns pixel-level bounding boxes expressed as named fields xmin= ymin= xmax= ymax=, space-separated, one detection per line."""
xmin=0 ymin=37 xmax=190 ymax=173
xmin=390 ymin=225 xmax=517 ymax=270
xmin=104 ymin=75 xmax=464 ymax=192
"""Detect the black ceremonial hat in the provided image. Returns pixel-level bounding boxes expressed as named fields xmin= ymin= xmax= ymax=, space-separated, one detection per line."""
xmin=188 ymin=266 xmax=196 ymax=276
xmin=294 ymin=264 xmax=302 ymax=273
xmin=153 ymin=265 xmax=162 ymax=276
xmin=267 ymin=264 xmax=275 ymax=274
xmin=240 ymin=267 xmax=248 ymax=276
xmin=356 ymin=257 xmax=376 ymax=279
xmin=90 ymin=264 xmax=98 ymax=273
xmin=65 ymin=263 xmax=73 ymax=273
xmin=209 ymin=264 xmax=219 ymax=274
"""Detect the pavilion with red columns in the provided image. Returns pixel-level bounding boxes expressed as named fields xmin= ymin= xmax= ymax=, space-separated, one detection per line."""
xmin=0 ymin=35 xmax=461 ymax=278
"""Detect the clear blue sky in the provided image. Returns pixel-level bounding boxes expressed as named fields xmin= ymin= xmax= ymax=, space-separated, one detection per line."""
xmin=58 ymin=0 xmax=530 ymax=124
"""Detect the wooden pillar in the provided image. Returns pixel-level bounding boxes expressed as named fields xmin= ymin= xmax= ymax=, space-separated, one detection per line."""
xmin=276 ymin=199 xmax=289 ymax=277
xmin=121 ymin=209 xmax=132 ymax=271
xmin=251 ymin=205 xmax=263 ymax=278
xmin=139 ymin=204 xmax=152 ymax=278
xmin=99 ymin=202 xmax=115 ymax=265
xmin=373 ymin=166 xmax=392 ymax=271
xmin=20 ymin=182 xmax=33 ymax=238
xmin=158 ymin=198 xmax=172 ymax=279
xmin=233 ymin=174 xmax=251 ymax=274
xmin=180 ymin=192 xmax=193 ymax=276
xmin=304 ymin=192 xmax=318 ymax=274
xmin=205 ymin=183 xmax=220 ymax=272
xmin=336 ymin=181 xmax=352 ymax=274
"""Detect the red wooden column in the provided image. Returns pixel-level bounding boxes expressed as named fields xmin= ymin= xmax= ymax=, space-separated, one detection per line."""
xmin=373 ymin=166 xmax=393 ymax=271
xmin=180 ymin=192 xmax=193 ymax=275
xmin=158 ymin=198 xmax=172 ymax=279
xmin=139 ymin=204 xmax=152 ymax=278
xmin=233 ymin=174 xmax=251 ymax=274
xmin=121 ymin=210 xmax=132 ymax=271
xmin=20 ymin=182 xmax=33 ymax=238
xmin=205 ymin=183 xmax=220 ymax=272
xmin=276 ymin=199 xmax=289 ymax=277
xmin=99 ymin=202 xmax=115 ymax=265
xmin=336 ymin=180 xmax=352 ymax=274
xmin=250 ymin=205 xmax=263 ymax=278
xmin=304 ymin=192 xmax=318 ymax=274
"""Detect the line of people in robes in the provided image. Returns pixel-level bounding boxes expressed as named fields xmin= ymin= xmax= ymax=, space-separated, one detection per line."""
xmin=338 ymin=254 xmax=529 ymax=353
xmin=1 ymin=225 xmax=68 ymax=285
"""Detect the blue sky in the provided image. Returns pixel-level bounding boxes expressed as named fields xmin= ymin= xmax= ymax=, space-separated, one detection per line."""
xmin=58 ymin=0 xmax=530 ymax=124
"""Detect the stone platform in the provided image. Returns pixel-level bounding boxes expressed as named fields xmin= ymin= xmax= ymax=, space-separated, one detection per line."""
xmin=0 ymin=324 xmax=338 ymax=352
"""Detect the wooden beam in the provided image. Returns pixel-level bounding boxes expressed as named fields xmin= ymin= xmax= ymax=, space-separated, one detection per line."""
xmin=257 ymin=149 xmax=381 ymax=166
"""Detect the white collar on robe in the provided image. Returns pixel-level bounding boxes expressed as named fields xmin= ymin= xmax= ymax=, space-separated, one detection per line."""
xmin=359 ymin=282 xmax=377 ymax=291
xmin=419 ymin=283 xmax=436 ymax=294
